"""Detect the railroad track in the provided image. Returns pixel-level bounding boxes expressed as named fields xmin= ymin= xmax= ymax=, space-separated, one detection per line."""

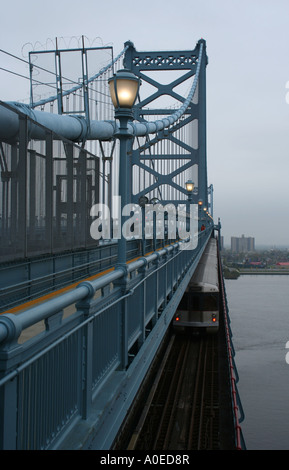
xmin=127 ymin=332 xmax=219 ymax=450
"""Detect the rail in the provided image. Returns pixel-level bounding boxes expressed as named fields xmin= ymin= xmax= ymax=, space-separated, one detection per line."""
xmin=0 ymin=229 xmax=212 ymax=450
xmin=0 ymin=239 xmax=147 ymax=313
xmin=218 ymin=245 xmax=246 ymax=450
xmin=126 ymin=333 xmax=219 ymax=450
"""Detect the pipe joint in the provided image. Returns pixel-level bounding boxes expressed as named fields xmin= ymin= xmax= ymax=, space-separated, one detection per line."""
xmin=0 ymin=314 xmax=22 ymax=346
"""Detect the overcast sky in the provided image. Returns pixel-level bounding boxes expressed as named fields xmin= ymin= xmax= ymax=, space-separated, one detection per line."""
xmin=1 ymin=0 xmax=289 ymax=247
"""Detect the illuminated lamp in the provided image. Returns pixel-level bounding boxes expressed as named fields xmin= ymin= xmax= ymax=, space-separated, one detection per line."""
xmin=108 ymin=69 xmax=140 ymax=110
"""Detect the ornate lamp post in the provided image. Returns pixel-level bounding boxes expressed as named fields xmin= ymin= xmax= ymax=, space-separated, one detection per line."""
xmin=108 ymin=69 xmax=140 ymax=265
xmin=185 ymin=179 xmax=194 ymax=232
xmin=185 ymin=179 xmax=194 ymax=200
xmin=197 ymin=199 xmax=204 ymax=233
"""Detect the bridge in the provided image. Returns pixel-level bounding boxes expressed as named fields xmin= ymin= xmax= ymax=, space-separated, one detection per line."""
xmin=0 ymin=38 xmax=245 ymax=450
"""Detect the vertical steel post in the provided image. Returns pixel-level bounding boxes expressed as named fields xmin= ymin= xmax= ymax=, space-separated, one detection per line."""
xmin=81 ymin=318 xmax=93 ymax=419
xmin=11 ymin=144 xmax=18 ymax=246
xmin=0 ymin=376 xmax=17 ymax=449
xmin=115 ymin=115 xmax=132 ymax=266
xmin=114 ymin=115 xmax=134 ymax=369
xmin=79 ymin=149 xmax=87 ymax=247
xmin=66 ymin=143 xmax=74 ymax=249
xmin=18 ymin=115 xmax=28 ymax=258
xmin=116 ymin=121 xmax=131 ymax=369
xmin=55 ymin=46 xmax=63 ymax=115
xmin=118 ymin=138 xmax=128 ymax=264
xmin=29 ymin=150 xmax=36 ymax=245
xmin=45 ymin=132 xmax=53 ymax=252
xmin=197 ymin=39 xmax=208 ymax=211
xmin=81 ymin=40 xmax=90 ymax=125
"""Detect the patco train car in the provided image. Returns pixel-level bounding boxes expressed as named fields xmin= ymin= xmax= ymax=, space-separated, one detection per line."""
xmin=173 ymin=237 xmax=219 ymax=333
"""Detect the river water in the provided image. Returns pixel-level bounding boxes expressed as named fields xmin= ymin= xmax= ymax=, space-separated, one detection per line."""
xmin=225 ymin=275 xmax=289 ymax=450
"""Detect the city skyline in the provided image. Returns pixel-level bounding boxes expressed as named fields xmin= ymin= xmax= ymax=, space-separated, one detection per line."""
xmin=231 ymin=235 xmax=255 ymax=253
xmin=223 ymin=233 xmax=289 ymax=250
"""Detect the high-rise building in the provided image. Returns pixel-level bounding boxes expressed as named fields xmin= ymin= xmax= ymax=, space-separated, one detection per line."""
xmin=231 ymin=234 xmax=255 ymax=253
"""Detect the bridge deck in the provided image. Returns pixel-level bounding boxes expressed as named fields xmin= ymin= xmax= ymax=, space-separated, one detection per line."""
xmin=59 ymin=244 xmax=243 ymax=450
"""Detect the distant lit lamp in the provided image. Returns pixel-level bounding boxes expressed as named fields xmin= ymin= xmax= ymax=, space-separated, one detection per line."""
xmin=197 ymin=199 xmax=204 ymax=233
xmin=185 ymin=180 xmax=194 ymax=234
xmin=108 ymin=69 xmax=140 ymax=265
xmin=185 ymin=179 xmax=194 ymax=202
xmin=185 ymin=179 xmax=194 ymax=193
xmin=150 ymin=197 xmax=160 ymax=205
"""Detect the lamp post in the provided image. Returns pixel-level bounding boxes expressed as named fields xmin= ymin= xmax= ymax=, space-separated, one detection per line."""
xmin=198 ymin=199 xmax=204 ymax=233
xmin=108 ymin=69 xmax=140 ymax=265
xmin=185 ymin=179 xmax=194 ymax=233
xmin=185 ymin=179 xmax=194 ymax=200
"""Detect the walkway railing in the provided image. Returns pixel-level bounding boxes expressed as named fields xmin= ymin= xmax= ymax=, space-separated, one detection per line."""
xmin=0 ymin=229 xmax=212 ymax=450
xmin=218 ymin=245 xmax=246 ymax=450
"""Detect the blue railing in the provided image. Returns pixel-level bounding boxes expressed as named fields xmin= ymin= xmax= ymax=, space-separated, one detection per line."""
xmin=218 ymin=247 xmax=246 ymax=450
xmin=0 ymin=229 xmax=212 ymax=450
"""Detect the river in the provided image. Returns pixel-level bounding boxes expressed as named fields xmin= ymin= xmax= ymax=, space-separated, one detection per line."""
xmin=225 ymin=275 xmax=289 ymax=450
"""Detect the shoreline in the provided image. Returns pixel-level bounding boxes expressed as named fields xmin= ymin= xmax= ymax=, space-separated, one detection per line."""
xmin=239 ymin=270 xmax=289 ymax=275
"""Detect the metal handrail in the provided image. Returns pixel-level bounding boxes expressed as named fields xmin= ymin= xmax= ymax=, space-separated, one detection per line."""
xmin=218 ymin=245 xmax=246 ymax=450
xmin=0 ymin=240 xmax=181 ymax=346
xmin=0 ymin=229 xmax=213 ymax=449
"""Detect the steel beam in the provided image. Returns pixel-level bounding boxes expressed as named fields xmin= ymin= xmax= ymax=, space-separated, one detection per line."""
xmin=0 ymin=101 xmax=193 ymax=143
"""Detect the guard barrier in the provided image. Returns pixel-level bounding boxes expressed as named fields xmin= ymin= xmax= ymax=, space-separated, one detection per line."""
xmin=0 ymin=230 xmax=212 ymax=449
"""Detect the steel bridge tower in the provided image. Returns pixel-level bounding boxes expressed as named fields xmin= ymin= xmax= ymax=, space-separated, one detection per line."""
xmin=123 ymin=39 xmax=208 ymax=210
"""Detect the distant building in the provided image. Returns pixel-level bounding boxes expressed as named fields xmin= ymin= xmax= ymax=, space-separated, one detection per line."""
xmin=231 ymin=234 xmax=255 ymax=253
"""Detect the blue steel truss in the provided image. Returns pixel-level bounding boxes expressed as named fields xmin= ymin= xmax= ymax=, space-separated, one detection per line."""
xmin=124 ymin=40 xmax=208 ymax=208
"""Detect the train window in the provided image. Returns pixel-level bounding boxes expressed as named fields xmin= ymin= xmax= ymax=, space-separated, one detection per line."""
xmin=190 ymin=295 xmax=200 ymax=311
xmin=203 ymin=294 xmax=218 ymax=311
xmin=178 ymin=294 xmax=188 ymax=310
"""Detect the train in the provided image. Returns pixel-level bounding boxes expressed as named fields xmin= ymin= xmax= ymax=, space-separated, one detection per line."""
xmin=173 ymin=237 xmax=219 ymax=333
